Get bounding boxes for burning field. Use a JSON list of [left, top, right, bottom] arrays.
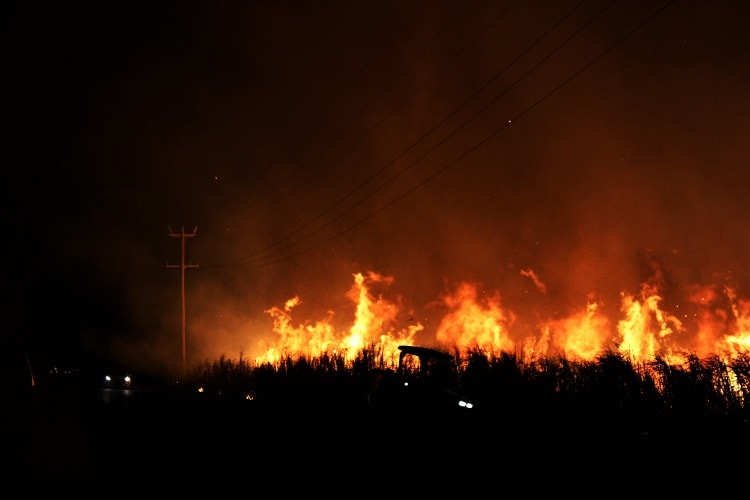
[[9, 2, 750, 495], [20, 257, 750, 498], [252, 264, 750, 371]]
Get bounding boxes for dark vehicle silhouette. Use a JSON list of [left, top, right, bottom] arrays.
[[367, 345, 475, 412]]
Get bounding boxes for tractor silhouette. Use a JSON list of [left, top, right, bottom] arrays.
[[367, 345, 474, 412]]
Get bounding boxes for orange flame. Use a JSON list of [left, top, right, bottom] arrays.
[[252, 268, 750, 373], [435, 282, 516, 355], [256, 271, 420, 365], [616, 282, 687, 365], [535, 300, 611, 362], [258, 295, 337, 364], [720, 286, 750, 356]]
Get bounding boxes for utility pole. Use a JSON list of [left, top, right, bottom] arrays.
[[167, 225, 198, 378]]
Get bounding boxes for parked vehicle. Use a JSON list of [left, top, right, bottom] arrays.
[[367, 345, 475, 412]]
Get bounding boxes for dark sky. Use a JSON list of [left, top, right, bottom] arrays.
[[4, 0, 750, 374]]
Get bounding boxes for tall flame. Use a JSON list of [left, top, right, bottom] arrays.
[[536, 300, 611, 362], [253, 268, 750, 373], [256, 271, 420, 365], [617, 282, 686, 365], [435, 282, 515, 354]]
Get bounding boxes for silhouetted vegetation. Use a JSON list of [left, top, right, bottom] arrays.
[[183, 347, 750, 431], [18, 347, 750, 497]]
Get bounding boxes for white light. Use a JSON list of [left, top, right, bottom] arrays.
[[105, 375, 112, 382], [124, 375, 131, 384]]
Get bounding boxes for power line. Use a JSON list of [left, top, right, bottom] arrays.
[[251, 0, 589, 263], [251, 0, 474, 215], [219, 0, 676, 270], [210, 0, 593, 269], [215, 0, 520, 269], [312, 0, 679, 253], [207, 1, 427, 220]]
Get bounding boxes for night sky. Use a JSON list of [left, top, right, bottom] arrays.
[[4, 0, 750, 375]]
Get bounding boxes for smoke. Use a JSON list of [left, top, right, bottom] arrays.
[[8, 1, 749, 374]]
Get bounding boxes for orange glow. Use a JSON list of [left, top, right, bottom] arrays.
[[252, 269, 750, 375], [256, 272, 420, 365], [616, 282, 687, 366], [257, 295, 337, 364], [435, 282, 516, 355], [535, 300, 611, 362], [721, 286, 750, 356]]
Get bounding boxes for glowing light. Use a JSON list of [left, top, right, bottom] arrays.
[[256, 271, 420, 366], [243, 267, 750, 402], [436, 281, 516, 356]]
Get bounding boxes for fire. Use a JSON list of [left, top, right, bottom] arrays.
[[722, 286, 750, 355], [435, 282, 516, 355], [535, 300, 611, 362], [616, 282, 687, 366], [255, 271, 420, 365], [253, 268, 750, 376], [689, 284, 729, 357], [258, 295, 337, 364]]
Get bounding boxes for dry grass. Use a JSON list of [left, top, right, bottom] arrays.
[[181, 347, 750, 428]]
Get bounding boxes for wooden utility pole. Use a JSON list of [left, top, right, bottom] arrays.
[[167, 225, 198, 377]]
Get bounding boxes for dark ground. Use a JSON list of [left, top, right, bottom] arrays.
[[6, 380, 749, 498]]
